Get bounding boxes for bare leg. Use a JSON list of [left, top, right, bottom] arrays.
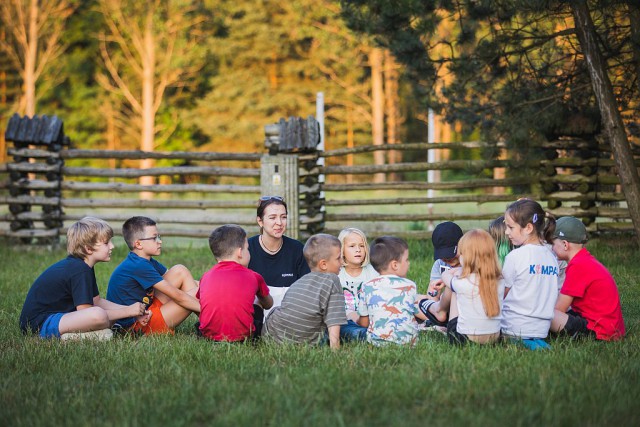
[[429, 286, 452, 323], [550, 309, 569, 333], [155, 265, 199, 328], [58, 307, 110, 334]]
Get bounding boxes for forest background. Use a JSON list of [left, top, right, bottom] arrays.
[[0, 1, 639, 223]]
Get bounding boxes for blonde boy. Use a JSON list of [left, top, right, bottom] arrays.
[[197, 224, 273, 341], [263, 234, 346, 349], [19, 217, 148, 339], [357, 236, 419, 346], [107, 216, 200, 334]]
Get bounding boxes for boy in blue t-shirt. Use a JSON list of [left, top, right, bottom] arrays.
[[19, 217, 148, 339], [107, 216, 200, 334]]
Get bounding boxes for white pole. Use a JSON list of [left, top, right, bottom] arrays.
[[427, 108, 435, 230]]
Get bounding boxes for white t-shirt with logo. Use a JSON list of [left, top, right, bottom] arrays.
[[451, 274, 505, 335], [500, 244, 559, 338]]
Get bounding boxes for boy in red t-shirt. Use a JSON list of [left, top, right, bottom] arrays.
[[197, 225, 273, 342], [550, 216, 625, 341]]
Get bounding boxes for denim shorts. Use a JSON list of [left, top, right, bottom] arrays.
[[39, 313, 65, 338]]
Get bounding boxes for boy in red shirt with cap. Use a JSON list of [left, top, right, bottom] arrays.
[[550, 216, 625, 340]]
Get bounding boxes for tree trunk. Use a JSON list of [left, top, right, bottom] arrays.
[[384, 50, 400, 181], [347, 106, 354, 184], [140, 8, 155, 195], [628, 2, 640, 94], [23, 0, 38, 117], [370, 48, 385, 183], [571, 0, 640, 243]]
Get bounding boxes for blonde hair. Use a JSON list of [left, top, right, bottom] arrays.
[[67, 217, 113, 259], [337, 227, 370, 267], [457, 229, 501, 318]]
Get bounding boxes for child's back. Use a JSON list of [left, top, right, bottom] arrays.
[[264, 271, 345, 344], [263, 234, 346, 348], [357, 236, 418, 346], [198, 224, 271, 342], [359, 274, 418, 346]]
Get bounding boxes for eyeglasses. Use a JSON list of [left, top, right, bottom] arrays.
[[259, 196, 284, 202], [139, 235, 162, 243]]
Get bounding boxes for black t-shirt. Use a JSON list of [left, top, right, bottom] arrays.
[[248, 235, 310, 287], [19, 256, 99, 333]]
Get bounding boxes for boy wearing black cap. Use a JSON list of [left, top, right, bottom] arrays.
[[415, 222, 464, 328], [550, 216, 625, 341], [429, 221, 464, 282]]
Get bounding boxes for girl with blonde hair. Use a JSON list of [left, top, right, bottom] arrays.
[[337, 227, 378, 341]]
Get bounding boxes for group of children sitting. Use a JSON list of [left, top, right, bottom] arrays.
[[19, 198, 626, 349]]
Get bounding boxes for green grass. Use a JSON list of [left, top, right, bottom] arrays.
[[1, 237, 639, 426]]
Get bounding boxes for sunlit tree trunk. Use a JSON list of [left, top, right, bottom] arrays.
[[23, 0, 38, 117], [370, 47, 385, 183], [140, 8, 155, 190], [0, 0, 72, 117], [385, 50, 399, 181]]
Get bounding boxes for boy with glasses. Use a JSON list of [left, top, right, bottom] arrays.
[[107, 216, 200, 335]]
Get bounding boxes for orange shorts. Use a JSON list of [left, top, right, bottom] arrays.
[[131, 298, 174, 335]]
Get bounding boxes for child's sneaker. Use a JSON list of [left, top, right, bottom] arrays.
[[61, 328, 113, 341]]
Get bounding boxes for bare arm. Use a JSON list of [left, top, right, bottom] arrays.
[[357, 315, 369, 328], [93, 296, 146, 321], [154, 280, 201, 313], [328, 324, 340, 349], [555, 293, 574, 312], [257, 294, 273, 310]]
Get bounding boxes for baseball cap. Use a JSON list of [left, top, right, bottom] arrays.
[[432, 222, 463, 260], [553, 216, 588, 244]]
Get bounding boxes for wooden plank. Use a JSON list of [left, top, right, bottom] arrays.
[[60, 198, 258, 209], [1, 195, 60, 205], [61, 181, 260, 194], [325, 212, 501, 222], [325, 193, 528, 206], [322, 159, 536, 175], [7, 163, 60, 173], [324, 177, 530, 191], [62, 165, 259, 178], [60, 149, 261, 161], [321, 141, 505, 157], [8, 148, 60, 158]]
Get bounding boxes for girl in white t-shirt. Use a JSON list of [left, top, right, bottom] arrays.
[[337, 228, 379, 341], [421, 229, 504, 345], [501, 199, 559, 343]]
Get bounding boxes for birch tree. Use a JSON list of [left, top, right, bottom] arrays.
[[0, 0, 74, 117], [96, 0, 207, 186]]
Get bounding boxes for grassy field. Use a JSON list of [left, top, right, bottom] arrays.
[[1, 236, 639, 426]]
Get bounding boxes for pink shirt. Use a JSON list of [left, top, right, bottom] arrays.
[[561, 248, 625, 340], [197, 261, 270, 342]]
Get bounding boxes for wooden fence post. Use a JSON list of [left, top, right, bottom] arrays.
[[4, 114, 67, 243], [263, 116, 322, 240]]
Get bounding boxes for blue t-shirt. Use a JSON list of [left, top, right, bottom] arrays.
[[107, 252, 167, 328], [19, 256, 99, 333], [247, 235, 310, 288]]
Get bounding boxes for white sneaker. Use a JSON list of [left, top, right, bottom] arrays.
[[60, 328, 113, 341]]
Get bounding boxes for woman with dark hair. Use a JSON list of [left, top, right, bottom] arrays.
[[248, 196, 310, 318]]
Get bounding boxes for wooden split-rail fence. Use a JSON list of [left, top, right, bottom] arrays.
[[0, 114, 637, 244]]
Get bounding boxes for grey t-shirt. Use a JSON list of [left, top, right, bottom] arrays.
[[264, 272, 347, 344]]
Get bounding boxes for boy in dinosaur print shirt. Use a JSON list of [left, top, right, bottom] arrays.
[[357, 236, 419, 346]]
